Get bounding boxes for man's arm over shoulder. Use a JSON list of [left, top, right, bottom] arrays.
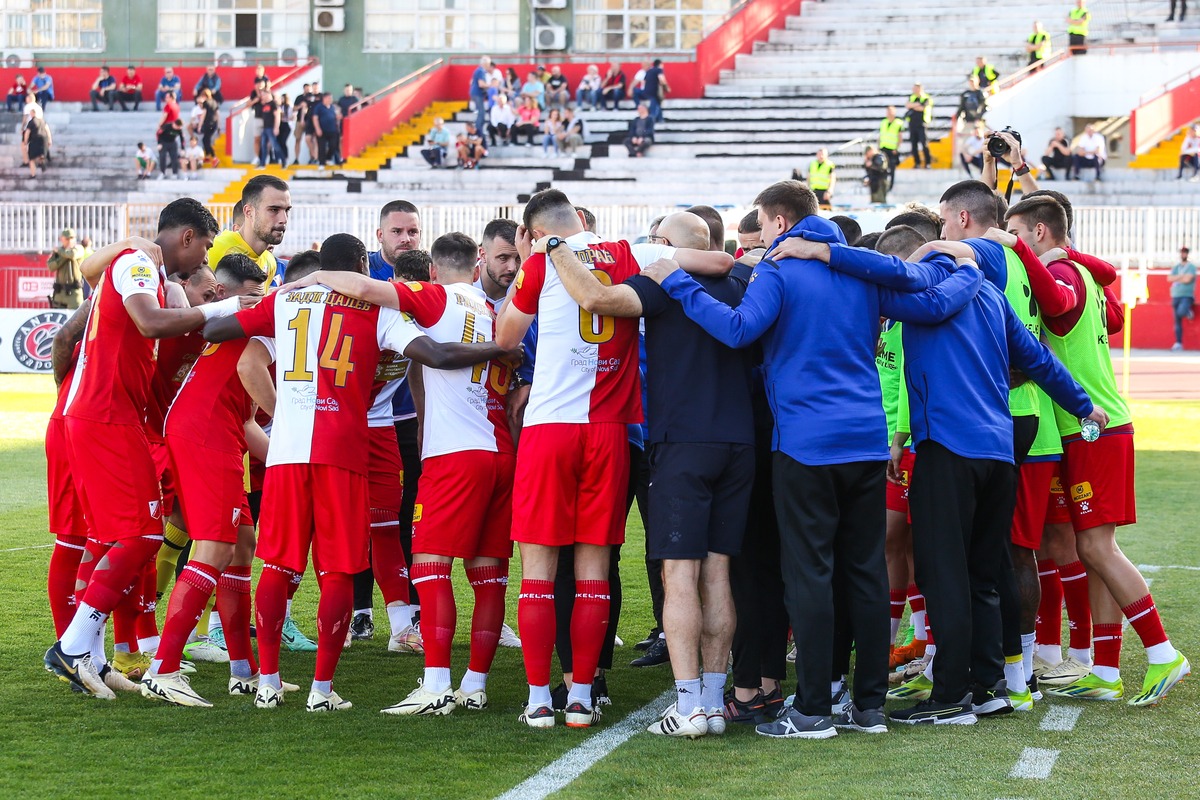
[[878, 257, 983, 324], [1004, 303, 1092, 418], [827, 243, 939, 291], [659, 261, 783, 347], [551, 243, 643, 317]]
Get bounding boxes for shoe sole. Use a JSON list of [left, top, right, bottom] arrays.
[[886, 690, 932, 701], [380, 703, 456, 716], [1043, 689, 1122, 701], [1037, 673, 1090, 686], [891, 714, 978, 725], [139, 681, 212, 708], [755, 726, 838, 739], [972, 701, 1014, 716], [833, 723, 889, 733], [520, 716, 555, 728]]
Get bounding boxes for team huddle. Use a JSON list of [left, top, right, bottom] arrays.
[[41, 173, 1188, 737]]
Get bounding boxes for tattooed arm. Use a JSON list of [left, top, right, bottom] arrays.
[[51, 299, 91, 387]]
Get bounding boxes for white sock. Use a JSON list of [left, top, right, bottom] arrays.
[[1145, 640, 1178, 665], [568, 681, 594, 710], [423, 667, 452, 693], [114, 642, 131, 654], [922, 645, 937, 680], [1092, 664, 1120, 683], [209, 610, 223, 633], [1005, 657, 1025, 694], [527, 683, 552, 708], [701, 672, 725, 710], [354, 607, 373, 618], [230, 659, 252, 678], [286, 599, 294, 618], [261, 672, 282, 690], [1021, 633, 1036, 682], [890, 617, 901, 643], [674, 678, 701, 715], [387, 603, 414, 634], [312, 679, 332, 695], [1037, 643, 1063, 665], [911, 610, 927, 640], [1069, 647, 1093, 665], [150, 658, 164, 675], [139, 635, 160, 654], [460, 669, 488, 694], [60, 602, 107, 655]]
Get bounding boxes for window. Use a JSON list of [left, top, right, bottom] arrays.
[[3, 0, 104, 51], [157, 0, 310, 51], [574, 0, 731, 51], [363, 0, 518, 53]]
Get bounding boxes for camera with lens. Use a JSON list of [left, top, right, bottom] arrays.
[[987, 127, 1022, 159]]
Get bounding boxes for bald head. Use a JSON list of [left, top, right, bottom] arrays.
[[657, 212, 711, 251]]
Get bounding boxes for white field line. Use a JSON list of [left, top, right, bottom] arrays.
[[1, 544, 52, 552], [495, 689, 674, 800], [1137, 564, 1200, 572], [1010, 747, 1060, 780], [1039, 705, 1083, 732]]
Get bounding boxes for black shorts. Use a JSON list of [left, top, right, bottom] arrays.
[[646, 442, 755, 560], [304, 121, 315, 135]]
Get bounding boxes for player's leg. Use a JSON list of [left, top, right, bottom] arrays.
[[45, 417, 88, 637], [371, 510, 416, 650], [221, 513, 275, 697], [48, 534, 86, 637], [136, 564, 160, 654], [1041, 520, 1093, 676], [517, 541, 561, 726], [885, 511, 911, 652], [1009, 459, 1055, 707]]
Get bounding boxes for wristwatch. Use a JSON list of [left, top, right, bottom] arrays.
[[1013, 163, 1031, 176], [545, 236, 566, 252]]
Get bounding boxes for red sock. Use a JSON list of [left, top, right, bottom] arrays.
[[137, 563, 159, 641], [1058, 560, 1092, 651], [255, 564, 291, 677], [82, 535, 161, 614], [1035, 559, 1063, 646], [48, 535, 86, 637], [907, 584, 925, 614], [155, 561, 220, 674], [518, 579, 556, 687], [74, 539, 108, 606], [889, 588, 906, 622], [466, 564, 507, 675], [370, 509, 409, 605], [1093, 622, 1123, 670], [570, 580, 610, 689], [112, 583, 141, 652], [412, 561, 455, 668], [217, 565, 257, 674], [1121, 595, 1169, 650], [314, 572, 353, 682]]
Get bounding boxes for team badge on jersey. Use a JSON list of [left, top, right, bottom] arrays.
[[148, 500, 162, 519], [232, 507, 242, 526]]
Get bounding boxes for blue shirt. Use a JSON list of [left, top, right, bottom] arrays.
[[363, 251, 413, 419], [368, 250, 394, 282], [97, 76, 115, 90], [31, 74, 53, 96], [195, 73, 221, 94], [158, 75, 181, 93], [470, 67, 488, 98], [660, 215, 982, 466], [313, 103, 338, 133]]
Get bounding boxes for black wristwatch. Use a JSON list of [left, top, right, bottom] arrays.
[[545, 236, 566, 252], [1013, 163, 1031, 177]]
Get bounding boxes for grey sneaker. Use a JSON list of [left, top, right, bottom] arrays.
[[755, 706, 837, 739], [831, 680, 851, 716], [832, 703, 888, 733]]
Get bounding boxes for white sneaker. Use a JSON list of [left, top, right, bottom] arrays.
[[229, 673, 300, 695], [1032, 653, 1060, 679], [388, 623, 424, 654], [102, 665, 140, 693], [380, 680, 456, 716], [518, 702, 556, 728], [1171, 342, 1184, 351], [614, 635, 624, 647], [307, 688, 352, 712], [1039, 654, 1092, 686], [140, 671, 212, 707], [254, 681, 285, 709], [183, 637, 230, 663], [647, 703, 708, 738], [706, 707, 727, 735], [77, 653, 116, 700], [455, 688, 488, 710], [565, 700, 602, 728], [498, 623, 522, 648]]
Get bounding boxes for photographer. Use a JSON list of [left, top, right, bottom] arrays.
[[863, 145, 889, 203], [981, 127, 1039, 195], [47, 227, 85, 309], [1041, 127, 1073, 181]]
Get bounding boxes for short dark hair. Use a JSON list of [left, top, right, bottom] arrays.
[[231, 204, 245, 228], [830, 215, 862, 247], [158, 197, 220, 237], [483, 218, 517, 246], [1005, 196, 1069, 242], [320, 233, 368, 274], [214, 252, 268, 288], [380, 200, 419, 225], [858, 231, 882, 250], [522, 188, 577, 233], [738, 210, 761, 234], [430, 232, 478, 274], [394, 249, 432, 282], [242, 174, 288, 212], [1021, 189, 1074, 233], [100, 66, 110, 73], [653, 59, 663, 66], [754, 180, 818, 230], [875, 225, 926, 260], [886, 211, 939, 243], [283, 250, 322, 283], [939, 180, 999, 228], [685, 205, 726, 251], [574, 206, 597, 234]]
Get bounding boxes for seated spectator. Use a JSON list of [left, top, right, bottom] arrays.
[[576, 65, 602, 110], [600, 63, 627, 110], [135, 141, 157, 179], [1178, 124, 1200, 181], [457, 123, 487, 169], [510, 96, 541, 146], [194, 66, 223, 104], [487, 77, 502, 110], [536, 64, 551, 84], [31, 67, 53, 109], [6, 73, 27, 112], [156, 67, 181, 111], [116, 66, 143, 111], [487, 93, 517, 147], [545, 66, 569, 110], [188, 98, 206, 138], [1073, 123, 1106, 180], [959, 121, 987, 177], [521, 71, 545, 109], [421, 116, 452, 167], [624, 103, 655, 157], [631, 60, 651, 106], [543, 108, 563, 157], [558, 107, 584, 155], [89, 67, 116, 111], [1041, 126, 1073, 180], [503, 67, 521, 102], [183, 136, 205, 180]]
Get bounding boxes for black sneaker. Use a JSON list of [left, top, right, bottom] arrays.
[[755, 706, 837, 739], [832, 703, 888, 733], [630, 636, 669, 667], [890, 694, 978, 725], [634, 628, 662, 651], [762, 686, 786, 720], [971, 681, 1014, 717], [593, 670, 611, 707], [550, 682, 569, 712], [350, 612, 374, 641], [722, 688, 765, 724]]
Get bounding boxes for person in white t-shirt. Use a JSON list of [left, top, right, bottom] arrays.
[[1072, 123, 1106, 180], [188, 102, 206, 138], [135, 141, 157, 179], [182, 136, 206, 180]]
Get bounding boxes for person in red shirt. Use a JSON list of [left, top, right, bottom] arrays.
[[5, 73, 26, 112], [117, 66, 143, 111], [158, 90, 181, 133]]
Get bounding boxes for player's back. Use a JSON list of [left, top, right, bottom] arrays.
[[164, 338, 254, 454], [145, 331, 206, 440]]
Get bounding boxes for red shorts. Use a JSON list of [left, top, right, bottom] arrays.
[[149, 436, 176, 516], [1045, 464, 1071, 525], [1060, 426, 1136, 530], [367, 425, 404, 512], [46, 417, 89, 538], [512, 422, 630, 547], [413, 450, 514, 560], [886, 448, 915, 514], [65, 418, 163, 542], [257, 463, 369, 574], [1012, 460, 1056, 550], [167, 436, 251, 544], [249, 455, 266, 494]]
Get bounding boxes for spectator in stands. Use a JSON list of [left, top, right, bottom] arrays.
[[256, 89, 282, 168], [536, 65, 551, 84], [277, 93, 293, 165], [644, 59, 668, 122], [313, 92, 342, 169], [294, 85, 312, 165], [542, 108, 563, 157], [304, 81, 323, 165], [624, 102, 655, 157], [183, 135, 205, 180], [576, 65, 602, 110], [521, 71, 546, 109], [337, 83, 357, 119], [487, 77, 502, 110], [421, 116, 452, 167], [156, 68, 181, 111], [631, 60, 651, 107], [1068, 0, 1091, 54], [157, 118, 183, 179], [47, 229, 85, 309], [194, 65, 224, 104], [971, 56, 999, 92], [1026, 21, 1051, 68], [559, 107, 585, 154], [89, 67, 116, 111], [1042, 126, 1073, 180], [806, 148, 836, 206], [6, 73, 27, 112], [456, 123, 487, 169], [116, 66, 143, 111], [20, 93, 42, 166], [488, 93, 517, 147], [135, 142, 156, 180], [959, 120, 987, 177], [601, 63, 627, 110], [1073, 123, 1105, 180], [23, 108, 49, 178], [1177, 124, 1200, 180], [31, 67, 53, 109], [545, 66, 570, 110], [249, 64, 271, 100], [1169, 247, 1195, 349], [157, 90, 180, 135], [197, 88, 221, 166], [1167, 0, 1186, 21], [878, 105, 903, 188], [863, 145, 888, 203], [470, 56, 493, 132], [955, 74, 987, 132], [503, 67, 521, 102], [905, 82, 933, 168], [511, 96, 541, 146], [187, 98, 205, 138]]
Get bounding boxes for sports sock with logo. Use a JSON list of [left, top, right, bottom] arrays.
[[194, 594, 216, 638], [889, 589, 906, 643], [47, 534, 86, 637], [155, 519, 189, 597], [466, 564, 507, 678], [1121, 595, 1177, 664], [1004, 654, 1025, 694], [412, 561, 455, 692], [518, 579, 556, 693], [1021, 632, 1036, 683], [370, 509, 409, 606], [568, 580, 610, 711], [908, 585, 927, 642], [61, 535, 160, 654], [255, 563, 291, 678], [137, 563, 160, 648], [152, 561, 220, 674], [111, 584, 141, 654], [1091, 622, 1122, 682], [216, 565, 256, 678], [1057, 560, 1092, 660], [675, 678, 702, 716], [314, 572, 353, 684], [701, 672, 726, 711], [1035, 559, 1063, 664]]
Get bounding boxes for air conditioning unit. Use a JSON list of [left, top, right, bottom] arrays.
[[279, 44, 309, 65], [533, 0, 568, 8], [314, 8, 345, 31], [534, 24, 567, 50], [314, 0, 344, 5], [3, 50, 35, 69], [214, 49, 246, 67]]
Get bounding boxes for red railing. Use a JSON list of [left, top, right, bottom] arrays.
[[0, 62, 310, 104], [223, 58, 322, 157], [1132, 60, 1200, 155], [341, 59, 452, 160], [695, 0, 804, 88]]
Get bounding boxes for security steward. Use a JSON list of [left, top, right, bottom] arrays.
[[47, 227, 85, 309], [905, 84, 933, 169], [807, 148, 836, 207], [878, 106, 904, 190], [1068, 0, 1090, 54]]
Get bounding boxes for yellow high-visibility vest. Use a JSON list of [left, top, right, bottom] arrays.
[[879, 118, 903, 150], [809, 159, 834, 190], [909, 93, 932, 124], [1068, 7, 1090, 36], [1028, 31, 1051, 60]]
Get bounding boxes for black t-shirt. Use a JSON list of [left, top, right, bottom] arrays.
[[337, 95, 357, 117], [958, 89, 986, 122], [548, 75, 568, 91], [644, 67, 663, 95], [624, 271, 755, 446], [304, 93, 321, 121], [256, 100, 277, 123], [202, 97, 220, 128]]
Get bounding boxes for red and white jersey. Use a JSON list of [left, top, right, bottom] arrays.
[[51, 343, 81, 422], [65, 249, 164, 426], [144, 330, 206, 441], [235, 285, 423, 475], [164, 338, 254, 456], [509, 233, 642, 427], [368, 351, 411, 429], [391, 280, 515, 457]]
